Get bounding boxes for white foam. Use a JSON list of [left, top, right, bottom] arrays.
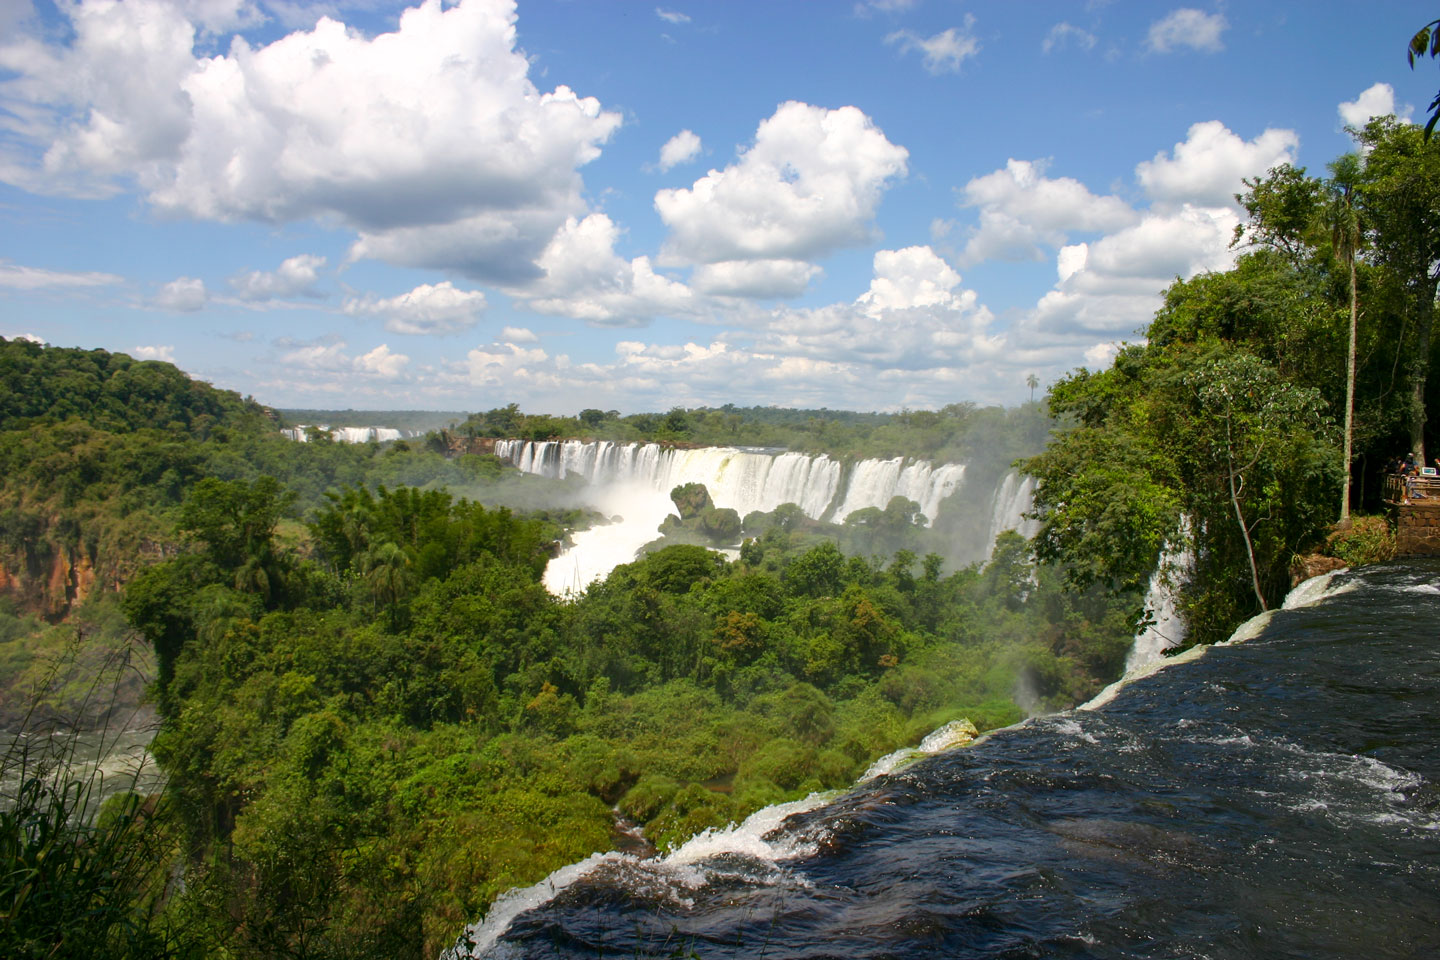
[[1217, 610, 1277, 645], [451, 788, 838, 957], [662, 790, 835, 865], [451, 851, 641, 957], [1048, 718, 1099, 745], [1080, 643, 1208, 711], [860, 719, 978, 781], [1282, 569, 1354, 609], [1084, 601, 1283, 712]]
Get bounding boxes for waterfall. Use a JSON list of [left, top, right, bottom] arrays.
[[986, 471, 1039, 549], [495, 441, 960, 526], [1124, 523, 1194, 673], [493, 440, 979, 594], [832, 457, 905, 520], [282, 425, 407, 443]]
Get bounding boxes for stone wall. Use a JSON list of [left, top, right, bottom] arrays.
[[1391, 501, 1440, 556]]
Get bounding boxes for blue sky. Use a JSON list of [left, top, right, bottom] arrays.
[[0, 0, 1430, 413]]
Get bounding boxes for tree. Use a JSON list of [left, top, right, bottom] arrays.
[[1028, 281, 1341, 642], [179, 475, 294, 572], [1327, 152, 1364, 524], [362, 541, 414, 616], [1182, 354, 1331, 610], [1355, 117, 1440, 463], [1233, 163, 1325, 260], [1026, 373, 1039, 403], [1409, 18, 1440, 139]]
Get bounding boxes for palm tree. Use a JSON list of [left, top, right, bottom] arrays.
[[1327, 153, 1363, 526], [1026, 373, 1039, 403], [233, 552, 275, 606], [362, 542, 413, 621]]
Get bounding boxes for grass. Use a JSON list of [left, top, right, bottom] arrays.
[[0, 632, 185, 960]]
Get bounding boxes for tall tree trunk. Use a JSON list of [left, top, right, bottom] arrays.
[[1225, 419, 1268, 612], [1341, 252, 1357, 525], [1410, 281, 1434, 465]]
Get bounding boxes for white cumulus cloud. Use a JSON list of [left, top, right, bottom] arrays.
[[229, 254, 325, 301], [353, 343, 410, 378], [0, 0, 621, 283], [658, 129, 702, 171], [343, 281, 488, 335], [498, 325, 538, 343], [958, 158, 1137, 263], [431, 244, 1019, 412], [278, 337, 409, 380], [1136, 121, 1298, 209], [1339, 82, 1413, 129], [1146, 8, 1227, 53], [520, 213, 694, 326], [154, 277, 207, 312], [654, 101, 908, 267], [132, 344, 176, 362], [1028, 204, 1240, 339], [857, 246, 966, 316], [690, 259, 821, 299]]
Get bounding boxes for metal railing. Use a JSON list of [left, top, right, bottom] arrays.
[[1385, 473, 1440, 503]]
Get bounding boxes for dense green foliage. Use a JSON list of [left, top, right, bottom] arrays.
[[2, 336, 1124, 958], [1028, 119, 1438, 644], [122, 476, 1132, 958], [0, 338, 588, 622], [0, 338, 271, 436]]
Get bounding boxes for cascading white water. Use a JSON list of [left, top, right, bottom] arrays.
[[282, 425, 405, 443], [1125, 522, 1195, 673], [986, 471, 1039, 549], [494, 440, 974, 594], [833, 457, 905, 520], [497, 441, 961, 524]]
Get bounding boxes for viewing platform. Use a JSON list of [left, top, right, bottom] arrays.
[[1384, 475, 1440, 556]]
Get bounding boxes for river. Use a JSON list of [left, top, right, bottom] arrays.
[[454, 559, 1440, 959]]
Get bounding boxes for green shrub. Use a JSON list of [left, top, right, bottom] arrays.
[[619, 774, 681, 823], [1325, 515, 1395, 566]]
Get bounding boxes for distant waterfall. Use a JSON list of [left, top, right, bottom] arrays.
[[283, 425, 406, 443], [986, 471, 1039, 549], [493, 440, 982, 594], [1125, 520, 1194, 673], [494, 440, 965, 526]]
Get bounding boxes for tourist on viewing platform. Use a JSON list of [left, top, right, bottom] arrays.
[[1403, 459, 1425, 502]]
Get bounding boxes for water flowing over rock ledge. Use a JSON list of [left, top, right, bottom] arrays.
[[453, 561, 1438, 960]]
